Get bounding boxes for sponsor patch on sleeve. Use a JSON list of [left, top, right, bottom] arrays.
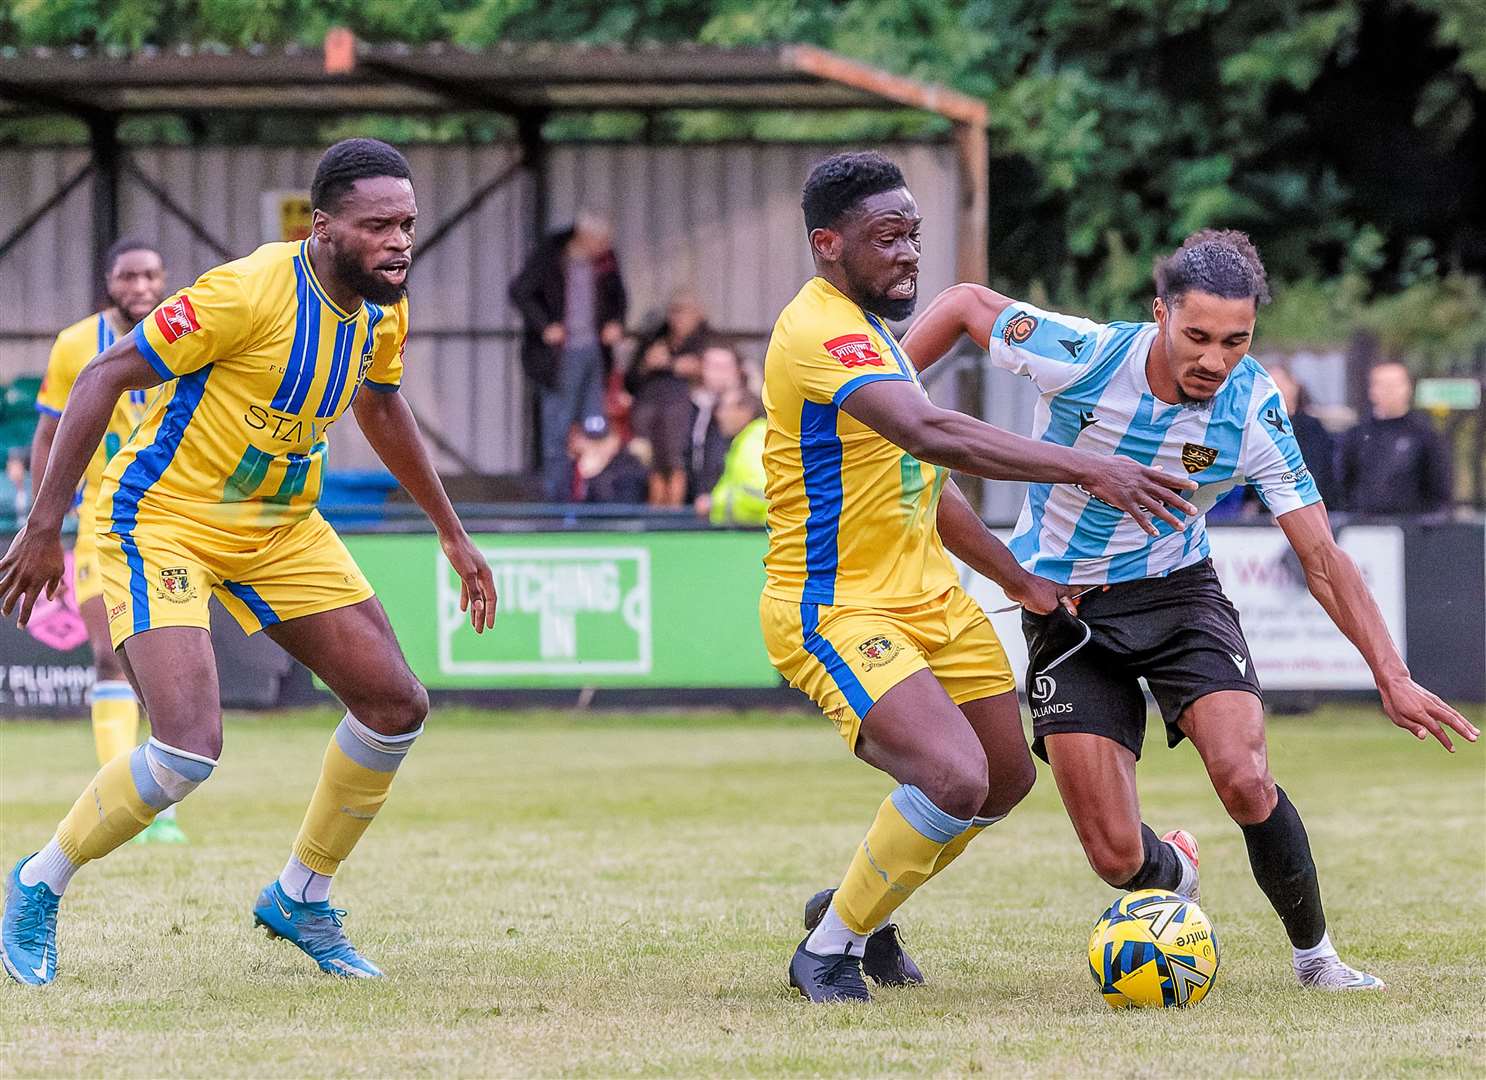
[[823, 333, 883, 369], [1002, 312, 1038, 345], [154, 295, 201, 344]]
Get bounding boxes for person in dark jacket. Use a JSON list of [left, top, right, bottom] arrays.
[[1268, 365, 1338, 506], [625, 291, 710, 506], [1338, 361, 1454, 517], [509, 213, 628, 499]]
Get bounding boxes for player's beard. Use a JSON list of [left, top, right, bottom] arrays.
[[109, 289, 158, 328], [843, 263, 916, 322], [333, 245, 409, 305]]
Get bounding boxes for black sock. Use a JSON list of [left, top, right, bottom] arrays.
[[1240, 786, 1326, 949], [1115, 823, 1182, 892]]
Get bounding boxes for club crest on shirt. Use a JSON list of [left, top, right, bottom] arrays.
[[857, 636, 900, 669], [823, 333, 883, 369], [1002, 313, 1038, 345], [1181, 442, 1219, 473], [155, 566, 198, 604], [154, 295, 200, 344]]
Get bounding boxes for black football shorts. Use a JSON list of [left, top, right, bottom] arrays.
[[1021, 559, 1262, 761]]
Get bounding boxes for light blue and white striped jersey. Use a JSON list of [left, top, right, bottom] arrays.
[[988, 302, 1321, 585]]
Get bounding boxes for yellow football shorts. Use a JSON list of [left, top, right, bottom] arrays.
[[71, 511, 105, 606], [760, 584, 1016, 750], [98, 509, 375, 648]]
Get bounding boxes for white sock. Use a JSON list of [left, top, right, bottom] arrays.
[[18, 839, 78, 895], [157, 803, 178, 822], [1293, 931, 1336, 965], [278, 855, 332, 904], [805, 901, 869, 956], [1166, 840, 1197, 898]]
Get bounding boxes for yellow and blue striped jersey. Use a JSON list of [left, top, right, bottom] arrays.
[[99, 241, 406, 535], [35, 311, 152, 533], [762, 277, 956, 608]]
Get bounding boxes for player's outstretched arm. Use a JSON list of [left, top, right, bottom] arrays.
[[936, 479, 1074, 614], [900, 283, 1015, 372], [1277, 501, 1479, 751], [0, 342, 159, 625], [352, 389, 497, 633], [841, 380, 1197, 536]]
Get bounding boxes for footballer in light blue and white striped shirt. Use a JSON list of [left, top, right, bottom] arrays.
[[903, 228, 1477, 996]]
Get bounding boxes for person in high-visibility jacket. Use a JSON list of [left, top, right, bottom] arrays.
[[706, 388, 767, 527]]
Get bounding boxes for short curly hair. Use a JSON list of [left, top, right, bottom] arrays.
[[801, 151, 906, 233], [1154, 229, 1271, 306], [311, 138, 412, 213]]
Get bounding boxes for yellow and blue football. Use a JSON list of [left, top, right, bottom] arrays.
[[1088, 889, 1220, 1008]]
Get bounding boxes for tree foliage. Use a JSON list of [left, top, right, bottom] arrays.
[[4, 0, 1482, 334]]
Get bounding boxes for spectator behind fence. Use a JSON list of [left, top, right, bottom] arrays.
[[703, 389, 766, 527], [573, 429, 650, 505], [509, 211, 628, 500], [689, 342, 747, 508], [1337, 361, 1454, 517], [1267, 363, 1338, 506], [626, 292, 710, 506]]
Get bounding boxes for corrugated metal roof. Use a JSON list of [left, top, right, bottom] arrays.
[[0, 40, 987, 125]]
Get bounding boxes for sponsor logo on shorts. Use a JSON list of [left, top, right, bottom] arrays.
[[1031, 703, 1074, 718], [154, 295, 200, 344], [857, 636, 900, 670], [1031, 674, 1056, 702], [108, 601, 127, 622], [1002, 312, 1038, 345], [155, 566, 197, 604], [823, 333, 884, 369], [1181, 442, 1219, 473]]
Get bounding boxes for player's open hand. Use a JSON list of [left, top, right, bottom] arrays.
[[441, 529, 497, 633], [1379, 675, 1479, 752], [1081, 456, 1198, 536], [0, 522, 66, 628]]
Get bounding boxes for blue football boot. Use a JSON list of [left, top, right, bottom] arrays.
[[805, 887, 924, 987], [252, 881, 383, 978], [3, 856, 61, 986]]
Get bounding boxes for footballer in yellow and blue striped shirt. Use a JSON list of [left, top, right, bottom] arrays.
[[31, 241, 167, 810], [767, 151, 1198, 1003], [0, 139, 497, 987]]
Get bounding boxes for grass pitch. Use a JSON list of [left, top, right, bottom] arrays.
[[1, 703, 1482, 1078]]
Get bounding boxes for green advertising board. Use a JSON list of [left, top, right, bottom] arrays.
[[343, 530, 779, 689]]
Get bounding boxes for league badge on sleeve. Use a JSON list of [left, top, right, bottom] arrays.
[[824, 334, 884, 368], [154, 295, 201, 343], [1002, 312, 1038, 345]]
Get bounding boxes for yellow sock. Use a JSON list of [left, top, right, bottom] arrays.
[[291, 714, 420, 877], [34, 741, 214, 891], [56, 750, 157, 865], [833, 786, 972, 935], [91, 680, 140, 765]]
